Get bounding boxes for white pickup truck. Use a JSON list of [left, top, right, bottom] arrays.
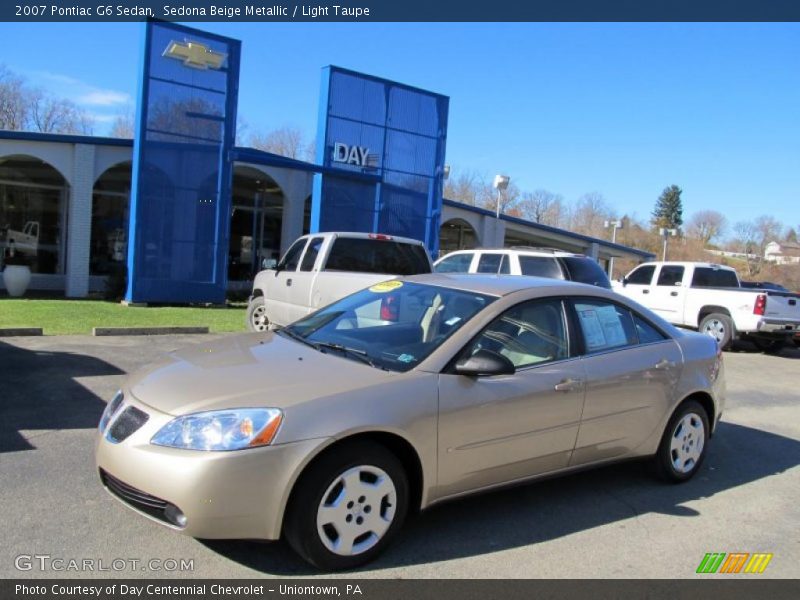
[[613, 261, 800, 351], [246, 232, 433, 331]]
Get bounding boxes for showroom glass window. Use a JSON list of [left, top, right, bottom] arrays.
[[91, 163, 131, 276], [0, 156, 67, 274]]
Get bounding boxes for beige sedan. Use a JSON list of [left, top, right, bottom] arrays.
[[96, 274, 725, 570]]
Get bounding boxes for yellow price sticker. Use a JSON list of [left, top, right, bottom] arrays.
[[369, 280, 404, 293]]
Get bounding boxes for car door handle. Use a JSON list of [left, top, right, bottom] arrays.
[[670, 291, 678, 296], [642, 289, 650, 294], [654, 358, 675, 370], [286, 278, 292, 287], [554, 378, 583, 392]]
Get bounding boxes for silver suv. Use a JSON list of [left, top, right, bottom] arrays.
[[434, 247, 611, 288]]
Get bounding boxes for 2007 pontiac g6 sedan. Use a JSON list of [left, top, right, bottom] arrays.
[[96, 274, 725, 570]]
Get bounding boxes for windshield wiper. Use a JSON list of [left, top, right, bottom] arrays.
[[277, 328, 319, 350], [313, 342, 389, 371]]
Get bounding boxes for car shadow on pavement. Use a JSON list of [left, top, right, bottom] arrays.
[[0, 340, 124, 453], [202, 420, 800, 574]]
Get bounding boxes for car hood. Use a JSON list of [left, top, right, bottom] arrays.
[[127, 332, 396, 416]]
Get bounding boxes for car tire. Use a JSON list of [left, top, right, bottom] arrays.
[[246, 296, 269, 332], [284, 441, 408, 571], [751, 337, 785, 355], [654, 400, 710, 483], [699, 312, 734, 350]]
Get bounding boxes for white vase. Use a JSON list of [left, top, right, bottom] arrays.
[[3, 265, 31, 297]]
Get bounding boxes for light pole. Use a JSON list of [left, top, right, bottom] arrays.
[[659, 227, 678, 261], [604, 219, 623, 278], [492, 174, 510, 219]]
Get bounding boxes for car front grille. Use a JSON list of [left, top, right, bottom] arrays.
[[106, 406, 149, 443], [100, 469, 171, 524]]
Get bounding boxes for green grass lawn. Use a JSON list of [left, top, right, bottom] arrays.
[[0, 299, 247, 335]]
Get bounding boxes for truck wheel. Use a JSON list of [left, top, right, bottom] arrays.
[[751, 338, 785, 355], [699, 313, 734, 350], [246, 296, 269, 332]]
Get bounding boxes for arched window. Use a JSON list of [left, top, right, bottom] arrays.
[[439, 218, 478, 257], [0, 155, 68, 274], [91, 162, 131, 276]]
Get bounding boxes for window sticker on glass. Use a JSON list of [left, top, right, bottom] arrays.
[[577, 304, 628, 351], [577, 309, 606, 349], [369, 280, 403, 293], [595, 305, 628, 347]]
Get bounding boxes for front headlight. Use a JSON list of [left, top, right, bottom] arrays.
[[150, 408, 283, 451]]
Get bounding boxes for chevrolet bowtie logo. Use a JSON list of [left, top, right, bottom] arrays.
[[163, 40, 226, 70]]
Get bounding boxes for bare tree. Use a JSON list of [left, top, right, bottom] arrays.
[[443, 169, 483, 206], [686, 210, 727, 246], [28, 89, 93, 135], [754, 214, 783, 254], [109, 108, 134, 138], [0, 64, 28, 130], [518, 189, 565, 226], [249, 126, 306, 159], [572, 192, 614, 237]]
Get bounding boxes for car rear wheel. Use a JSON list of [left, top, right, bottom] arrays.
[[284, 441, 408, 571], [655, 400, 710, 483], [699, 313, 734, 350], [246, 296, 269, 332]]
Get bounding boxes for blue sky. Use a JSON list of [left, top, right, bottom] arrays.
[[1, 22, 798, 229]]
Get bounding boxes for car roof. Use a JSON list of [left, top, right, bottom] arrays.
[[401, 273, 604, 297], [302, 232, 425, 246], [436, 247, 580, 259]]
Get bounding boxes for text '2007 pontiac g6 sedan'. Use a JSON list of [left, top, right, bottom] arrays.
[[96, 274, 725, 570]]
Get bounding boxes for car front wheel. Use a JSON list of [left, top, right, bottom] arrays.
[[655, 400, 710, 483], [246, 296, 269, 332], [284, 441, 408, 571]]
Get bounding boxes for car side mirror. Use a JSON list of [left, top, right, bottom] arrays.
[[455, 349, 515, 377], [273, 262, 283, 275], [620, 277, 628, 287]]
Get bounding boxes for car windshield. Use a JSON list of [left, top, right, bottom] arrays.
[[280, 281, 496, 372]]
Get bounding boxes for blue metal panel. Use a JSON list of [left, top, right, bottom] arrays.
[[311, 66, 449, 256], [125, 22, 240, 304]]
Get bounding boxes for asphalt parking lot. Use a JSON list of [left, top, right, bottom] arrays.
[[1, 334, 798, 579]]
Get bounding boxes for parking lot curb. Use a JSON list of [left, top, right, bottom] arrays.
[[0, 328, 43, 336], [92, 326, 210, 336]]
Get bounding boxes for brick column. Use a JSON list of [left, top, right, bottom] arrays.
[[65, 143, 95, 298]]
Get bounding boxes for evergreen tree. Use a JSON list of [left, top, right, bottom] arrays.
[[652, 185, 684, 230]]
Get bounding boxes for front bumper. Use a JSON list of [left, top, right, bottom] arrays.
[[95, 394, 329, 540]]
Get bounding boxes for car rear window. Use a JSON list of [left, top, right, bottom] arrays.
[[691, 267, 739, 288], [560, 257, 611, 288], [518, 256, 564, 279], [324, 238, 431, 276]]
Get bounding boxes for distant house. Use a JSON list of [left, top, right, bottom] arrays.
[[765, 241, 800, 264]]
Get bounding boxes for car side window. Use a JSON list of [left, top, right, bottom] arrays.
[[464, 298, 569, 368], [573, 299, 638, 353], [657, 266, 684, 286], [299, 237, 324, 272], [476, 253, 504, 274], [633, 314, 668, 344], [626, 265, 655, 285], [435, 253, 473, 273], [278, 239, 307, 272], [499, 254, 511, 274]]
